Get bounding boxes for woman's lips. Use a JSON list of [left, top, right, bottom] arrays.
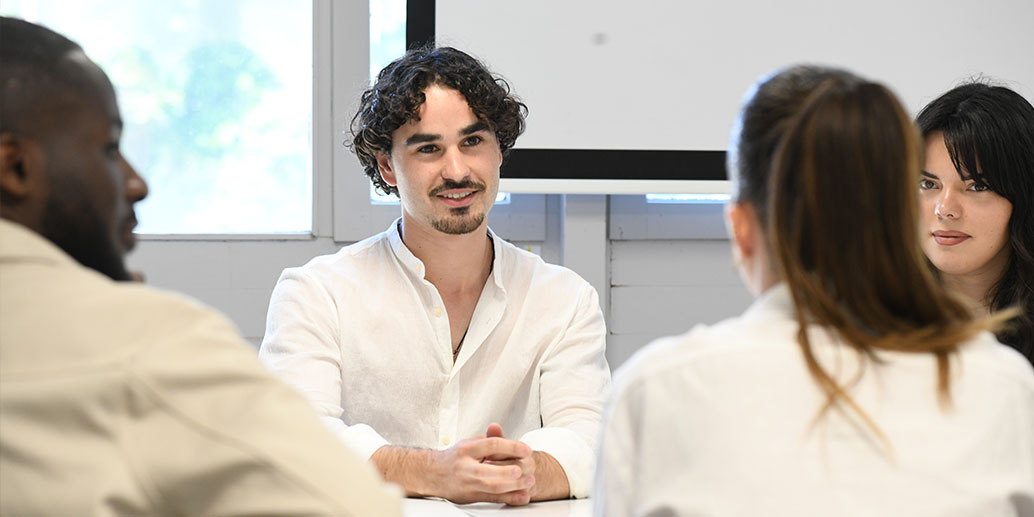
[[932, 230, 970, 246]]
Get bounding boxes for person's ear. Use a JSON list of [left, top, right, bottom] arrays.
[[0, 132, 39, 200], [376, 152, 397, 187], [726, 202, 759, 262]]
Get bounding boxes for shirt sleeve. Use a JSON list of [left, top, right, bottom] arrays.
[[258, 266, 391, 461], [127, 299, 402, 516], [519, 282, 611, 499], [592, 367, 643, 517]]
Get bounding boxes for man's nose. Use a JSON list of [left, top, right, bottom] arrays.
[[440, 148, 469, 181], [123, 157, 148, 203]]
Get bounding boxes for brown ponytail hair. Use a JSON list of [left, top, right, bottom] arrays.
[[728, 66, 1004, 444]]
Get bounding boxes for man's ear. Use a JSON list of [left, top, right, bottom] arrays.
[[726, 202, 759, 262], [0, 132, 40, 200], [376, 153, 397, 187]]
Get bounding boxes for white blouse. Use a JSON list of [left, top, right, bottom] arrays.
[[595, 284, 1034, 517]]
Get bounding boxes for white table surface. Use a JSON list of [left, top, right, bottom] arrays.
[[403, 497, 592, 516]]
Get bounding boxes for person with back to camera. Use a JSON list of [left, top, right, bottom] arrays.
[[592, 65, 1034, 516], [916, 82, 1034, 366], [0, 16, 401, 516], [259, 45, 611, 505]]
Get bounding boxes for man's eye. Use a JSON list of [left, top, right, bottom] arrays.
[[464, 135, 483, 146], [919, 178, 937, 190], [417, 145, 438, 154]]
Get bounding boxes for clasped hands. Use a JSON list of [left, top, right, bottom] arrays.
[[372, 422, 568, 505], [427, 423, 540, 505]]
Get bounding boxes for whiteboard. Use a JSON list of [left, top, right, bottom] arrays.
[[434, 0, 1034, 193]]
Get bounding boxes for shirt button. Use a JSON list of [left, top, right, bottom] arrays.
[[434, 307, 444, 317], [441, 437, 451, 446]]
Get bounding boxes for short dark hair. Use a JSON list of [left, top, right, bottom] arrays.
[[348, 46, 528, 196], [917, 82, 1034, 363], [0, 16, 83, 135]]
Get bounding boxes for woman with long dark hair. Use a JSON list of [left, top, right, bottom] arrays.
[[593, 66, 1034, 516], [916, 83, 1034, 365]]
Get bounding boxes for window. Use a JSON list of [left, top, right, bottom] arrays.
[[370, 0, 406, 82], [3, 0, 314, 234]]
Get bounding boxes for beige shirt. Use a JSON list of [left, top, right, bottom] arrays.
[[260, 221, 611, 499], [0, 220, 401, 516], [595, 284, 1034, 517]]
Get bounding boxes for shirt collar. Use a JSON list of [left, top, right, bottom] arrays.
[[385, 218, 505, 292], [385, 219, 425, 277], [741, 282, 795, 322], [486, 226, 505, 292], [0, 218, 79, 269]]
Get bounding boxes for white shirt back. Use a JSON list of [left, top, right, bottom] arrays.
[[595, 284, 1034, 517]]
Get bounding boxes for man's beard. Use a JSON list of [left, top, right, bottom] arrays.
[[428, 179, 488, 235], [432, 207, 485, 235], [40, 194, 131, 282]]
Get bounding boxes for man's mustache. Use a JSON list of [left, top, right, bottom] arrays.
[[429, 179, 485, 197]]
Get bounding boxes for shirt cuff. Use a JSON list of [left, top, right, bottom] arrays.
[[519, 426, 595, 499], [321, 418, 390, 462]]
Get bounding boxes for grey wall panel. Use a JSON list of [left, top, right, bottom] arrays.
[[611, 240, 739, 287]]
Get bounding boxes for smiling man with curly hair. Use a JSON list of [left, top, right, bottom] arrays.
[[260, 46, 611, 505]]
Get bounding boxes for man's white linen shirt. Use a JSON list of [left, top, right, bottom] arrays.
[[260, 221, 611, 499], [594, 284, 1034, 517]]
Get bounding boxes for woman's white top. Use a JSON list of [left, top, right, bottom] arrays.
[[594, 284, 1034, 517]]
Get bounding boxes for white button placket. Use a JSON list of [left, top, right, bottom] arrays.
[[438, 381, 461, 449], [425, 282, 458, 449], [421, 275, 451, 363]]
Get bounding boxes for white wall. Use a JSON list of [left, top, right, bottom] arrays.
[[608, 239, 751, 367]]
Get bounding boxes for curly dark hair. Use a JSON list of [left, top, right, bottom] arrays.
[[348, 45, 528, 196], [917, 82, 1034, 366]]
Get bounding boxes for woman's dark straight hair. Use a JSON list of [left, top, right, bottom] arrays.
[[916, 83, 1034, 365]]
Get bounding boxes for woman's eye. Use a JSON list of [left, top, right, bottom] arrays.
[[919, 178, 937, 190], [968, 182, 990, 192], [105, 142, 121, 158]]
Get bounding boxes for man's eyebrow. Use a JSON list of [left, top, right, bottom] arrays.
[[404, 132, 440, 146], [460, 121, 489, 136]]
